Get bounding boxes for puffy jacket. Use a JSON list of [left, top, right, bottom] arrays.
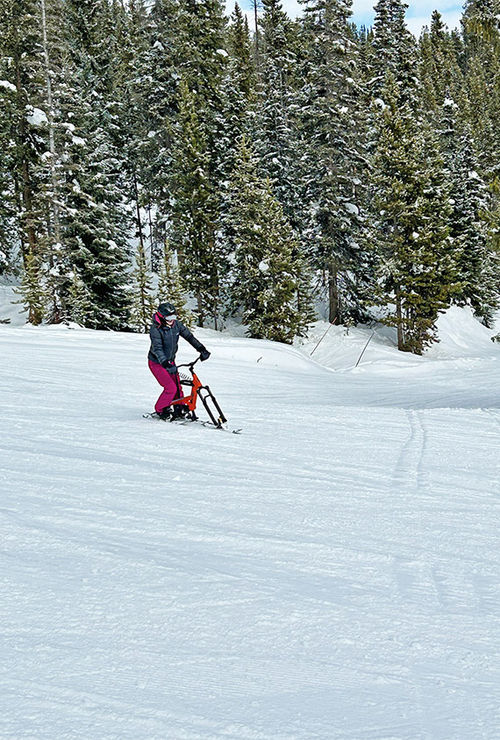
[[148, 315, 206, 365]]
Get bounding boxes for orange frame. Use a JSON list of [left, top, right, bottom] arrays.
[[171, 370, 202, 413]]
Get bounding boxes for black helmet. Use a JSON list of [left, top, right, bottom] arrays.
[[157, 302, 176, 319]]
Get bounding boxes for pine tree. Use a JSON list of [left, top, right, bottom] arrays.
[[0, 78, 17, 273], [462, 0, 500, 181], [130, 241, 156, 333], [130, 0, 182, 260], [157, 240, 194, 326], [449, 130, 499, 323], [371, 0, 419, 105], [218, 4, 256, 222], [16, 248, 46, 325], [254, 0, 300, 223], [369, 74, 457, 353], [170, 81, 222, 327], [299, 0, 372, 323], [176, 0, 229, 218], [59, 103, 132, 330], [53, 0, 133, 329], [0, 0, 46, 275], [68, 267, 95, 327], [463, 0, 500, 50], [228, 137, 312, 343], [419, 11, 464, 115]]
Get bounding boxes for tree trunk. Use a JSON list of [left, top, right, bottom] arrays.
[[40, 0, 61, 246], [196, 293, 204, 327], [134, 174, 147, 255], [328, 261, 340, 324], [253, 0, 260, 70], [15, 57, 37, 260], [396, 287, 405, 351]]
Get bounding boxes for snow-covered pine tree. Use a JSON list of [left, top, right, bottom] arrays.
[[298, 0, 372, 324], [254, 0, 301, 227], [419, 11, 464, 115], [16, 248, 46, 325], [371, 0, 419, 105], [449, 129, 499, 324], [461, 1, 500, 316], [34, 0, 74, 324], [68, 267, 95, 327], [228, 4, 256, 103], [369, 73, 457, 353], [56, 0, 132, 330], [59, 98, 132, 330], [170, 80, 222, 328], [463, 0, 500, 50], [462, 0, 500, 183], [228, 137, 313, 343], [176, 0, 229, 215], [218, 4, 256, 215], [157, 240, 194, 327], [130, 241, 156, 333], [0, 0, 46, 300], [0, 77, 17, 273], [130, 0, 182, 261]]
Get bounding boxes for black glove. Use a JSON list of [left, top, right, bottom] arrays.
[[161, 359, 177, 374], [199, 348, 210, 361]]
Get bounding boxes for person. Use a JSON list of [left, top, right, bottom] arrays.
[[148, 302, 210, 419]]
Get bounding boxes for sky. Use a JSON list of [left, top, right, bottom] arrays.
[[350, 0, 463, 35], [230, 1, 464, 37]]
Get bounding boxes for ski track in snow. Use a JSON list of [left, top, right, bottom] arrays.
[[0, 322, 499, 740]]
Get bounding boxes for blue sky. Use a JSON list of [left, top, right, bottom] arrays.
[[229, 1, 464, 36], [351, 0, 463, 34]]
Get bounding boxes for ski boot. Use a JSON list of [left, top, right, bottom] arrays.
[[158, 406, 173, 420], [171, 403, 189, 420]]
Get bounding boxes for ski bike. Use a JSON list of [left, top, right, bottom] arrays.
[[146, 356, 241, 434]]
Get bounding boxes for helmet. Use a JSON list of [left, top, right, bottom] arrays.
[[157, 302, 177, 319]]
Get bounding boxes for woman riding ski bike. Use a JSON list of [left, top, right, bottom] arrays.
[[148, 302, 210, 419]]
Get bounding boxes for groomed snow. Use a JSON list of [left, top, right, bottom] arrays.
[[1, 300, 499, 739]]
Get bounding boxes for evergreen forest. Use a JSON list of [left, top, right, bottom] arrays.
[[0, 0, 498, 353]]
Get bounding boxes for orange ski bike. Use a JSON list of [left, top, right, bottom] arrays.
[[170, 357, 241, 434]]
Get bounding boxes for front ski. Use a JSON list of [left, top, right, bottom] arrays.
[[143, 412, 242, 434]]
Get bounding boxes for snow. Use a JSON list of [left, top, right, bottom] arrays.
[[344, 202, 359, 215], [0, 79, 16, 92], [0, 284, 26, 326], [1, 302, 499, 739], [27, 107, 48, 126]]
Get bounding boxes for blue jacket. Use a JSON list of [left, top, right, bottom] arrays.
[[148, 316, 205, 366]]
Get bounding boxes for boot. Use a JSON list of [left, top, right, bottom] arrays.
[[171, 403, 188, 419]]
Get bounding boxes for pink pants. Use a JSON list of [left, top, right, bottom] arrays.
[[148, 360, 184, 413]]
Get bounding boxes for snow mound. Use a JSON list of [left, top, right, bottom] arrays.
[[431, 305, 498, 359], [0, 284, 26, 326], [297, 306, 499, 373]]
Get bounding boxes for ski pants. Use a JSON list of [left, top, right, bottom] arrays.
[[148, 360, 184, 413]]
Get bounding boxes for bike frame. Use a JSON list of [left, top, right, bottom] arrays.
[[172, 357, 227, 428]]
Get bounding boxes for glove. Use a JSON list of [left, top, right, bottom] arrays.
[[199, 348, 210, 361], [161, 359, 177, 374]]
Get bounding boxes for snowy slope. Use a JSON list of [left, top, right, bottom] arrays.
[[1, 311, 499, 740]]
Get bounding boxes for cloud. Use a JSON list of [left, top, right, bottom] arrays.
[[406, 9, 463, 35], [226, 0, 464, 36], [351, 1, 464, 32]]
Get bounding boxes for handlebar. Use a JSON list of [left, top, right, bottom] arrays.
[[176, 356, 202, 370]]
